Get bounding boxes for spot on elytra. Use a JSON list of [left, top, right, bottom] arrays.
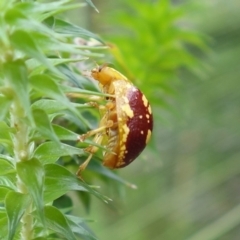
[[146, 129, 152, 144], [142, 95, 148, 107]]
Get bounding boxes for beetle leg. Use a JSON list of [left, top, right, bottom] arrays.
[[76, 153, 93, 177], [76, 100, 118, 176], [78, 119, 113, 142], [76, 133, 104, 176], [85, 100, 115, 111], [76, 117, 114, 176], [67, 92, 104, 101], [85, 101, 100, 108]]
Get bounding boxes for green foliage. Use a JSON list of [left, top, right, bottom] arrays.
[[103, 0, 208, 107], [0, 0, 127, 239], [5, 191, 31, 240]]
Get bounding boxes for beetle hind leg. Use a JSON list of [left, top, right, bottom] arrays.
[[76, 133, 104, 177], [76, 153, 93, 176], [76, 119, 114, 177]]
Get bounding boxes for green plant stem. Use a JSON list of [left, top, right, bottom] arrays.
[[11, 101, 28, 162], [17, 176, 34, 240], [10, 100, 33, 240]]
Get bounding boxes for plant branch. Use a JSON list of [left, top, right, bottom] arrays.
[[10, 100, 33, 240]]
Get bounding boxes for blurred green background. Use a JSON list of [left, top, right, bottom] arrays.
[[70, 0, 240, 239]]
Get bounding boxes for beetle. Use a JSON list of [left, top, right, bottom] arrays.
[[76, 65, 153, 176]]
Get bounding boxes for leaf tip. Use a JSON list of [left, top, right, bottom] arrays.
[[128, 183, 138, 189]]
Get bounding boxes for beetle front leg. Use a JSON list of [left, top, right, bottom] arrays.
[[67, 92, 104, 101]]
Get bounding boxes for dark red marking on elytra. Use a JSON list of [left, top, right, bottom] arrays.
[[116, 87, 153, 168]]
